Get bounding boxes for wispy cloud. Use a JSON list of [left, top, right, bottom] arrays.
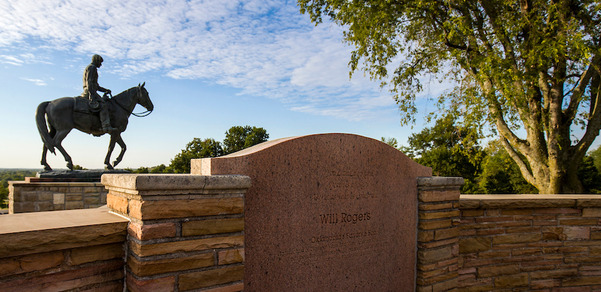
[[21, 77, 47, 86], [0, 0, 396, 121]]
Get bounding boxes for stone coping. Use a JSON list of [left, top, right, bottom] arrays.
[[0, 206, 128, 258], [418, 176, 464, 188], [101, 174, 251, 192], [460, 194, 601, 209], [9, 180, 105, 186]]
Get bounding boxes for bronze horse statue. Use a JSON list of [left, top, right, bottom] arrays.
[[36, 83, 153, 171]]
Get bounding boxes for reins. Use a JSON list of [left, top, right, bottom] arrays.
[[106, 91, 153, 118]]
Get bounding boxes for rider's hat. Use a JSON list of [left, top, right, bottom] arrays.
[[92, 54, 103, 65]]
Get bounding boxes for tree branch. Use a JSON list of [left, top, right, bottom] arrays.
[[500, 137, 537, 186]]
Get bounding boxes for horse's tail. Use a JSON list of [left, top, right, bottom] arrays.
[[36, 101, 56, 154]]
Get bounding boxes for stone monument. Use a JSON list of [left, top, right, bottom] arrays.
[[192, 133, 432, 291]]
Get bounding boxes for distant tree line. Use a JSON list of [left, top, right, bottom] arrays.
[[385, 114, 601, 194], [0, 170, 38, 208], [128, 125, 269, 174]]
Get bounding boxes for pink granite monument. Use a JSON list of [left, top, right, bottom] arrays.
[[192, 133, 432, 291]]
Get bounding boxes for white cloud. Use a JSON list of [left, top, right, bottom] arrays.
[[21, 78, 47, 86], [0, 0, 399, 121]]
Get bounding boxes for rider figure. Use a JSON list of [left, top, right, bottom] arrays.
[[82, 54, 117, 133]]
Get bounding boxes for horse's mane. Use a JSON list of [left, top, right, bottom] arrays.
[[113, 86, 138, 100]]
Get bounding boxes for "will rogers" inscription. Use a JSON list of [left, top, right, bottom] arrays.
[[319, 212, 371, 224]]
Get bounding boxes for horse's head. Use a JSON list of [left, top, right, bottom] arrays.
[[136, 82, 154, 112]]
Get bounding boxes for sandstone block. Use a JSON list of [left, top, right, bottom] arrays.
[[35, 201, 54, 212], [419, 202, 454, 211], [129, 198, 244, 220], [38, 192, 53, 201], [0, 251, 64, 277], [65, 201, 84, 210], [128, 252, 214, 277], [563, 226, 590, 240], [559, 218, 599, 225], [130, 235, 244, 257], [582, 208, 601, 217], [179, 265, 244, 291], [126, 274, 175, 292], [418, 245, 454, 264], [218, 248, 245, 265], [182, 218, 244, 237], [419, 219, 453, 230], [419, 190, 460, 203], [477, 264, 519, 278], [84, 196, 100, 205], [201, 282, 244, 292], [459, 237, 491, 253], [530, 268, 578, 279], [494, 273, 528, 288], [435, 227, 459, 241], [419, 210, 461, 220], [530, 279, 560, 289], [66, 194, 83, 202], [68, 243, 124, 266], [492, 233, 540, 245], [562, 276, 601, 286], [106, 193, 128, 215], [461, 210, 484, 217], [128, 222, 177, 241]]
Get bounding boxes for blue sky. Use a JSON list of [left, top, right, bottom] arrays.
[[6, 0, 595, 170], [1, 0, 444, 169]]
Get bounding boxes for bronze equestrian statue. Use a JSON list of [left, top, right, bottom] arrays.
[[35, 55, 154, 171]]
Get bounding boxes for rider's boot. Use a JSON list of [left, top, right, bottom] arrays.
[[100, 106, 118, 134]]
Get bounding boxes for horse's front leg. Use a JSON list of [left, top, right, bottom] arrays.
[[113, 134, 127, 168], [105, 135, 117, 170]]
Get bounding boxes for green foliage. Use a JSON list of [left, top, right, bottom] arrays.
[[578, 156, 601, 194], [169, 138, 223, 173], [0, 170, 38, 209], [167, 126, 269, 173], [299, 0, 601, 193], [478, 141, 538, 194], [223, 126, 269, 155], [402, 114, 485, 193], [380, 137, 400, 150], [591, 145, 601, 173]]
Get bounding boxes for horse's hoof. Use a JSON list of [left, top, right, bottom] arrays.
[[66, 162, 74, 171], [105, 165, 114, 170]]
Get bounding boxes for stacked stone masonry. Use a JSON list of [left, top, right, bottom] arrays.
[[417, 177, 464, 292], [459, 194, 601, 291], [102, 173, 251, 292], [9, 178, 107, 214], [0, 207, 128, 291]]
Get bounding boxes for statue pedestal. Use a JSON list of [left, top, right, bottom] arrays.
[[8, 170, 129, 214], [35, 169, 130, 182]]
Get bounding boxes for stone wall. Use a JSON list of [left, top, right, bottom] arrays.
[[0, 207, 128, 291], [9, 178, 106, 214], [417, 177, 463, 291], [459, 194, 601, 291], [102, 174, 251, 292]]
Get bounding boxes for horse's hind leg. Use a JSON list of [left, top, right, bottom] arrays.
[[41, 125, 56, 171], [41, 145, 52, 171], [54, 129, 74, 170]]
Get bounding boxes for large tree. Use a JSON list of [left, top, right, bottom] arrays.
[[299, 0, 601, 193]]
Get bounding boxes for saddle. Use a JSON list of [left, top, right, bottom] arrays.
[[73, 96, 102, 114]]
